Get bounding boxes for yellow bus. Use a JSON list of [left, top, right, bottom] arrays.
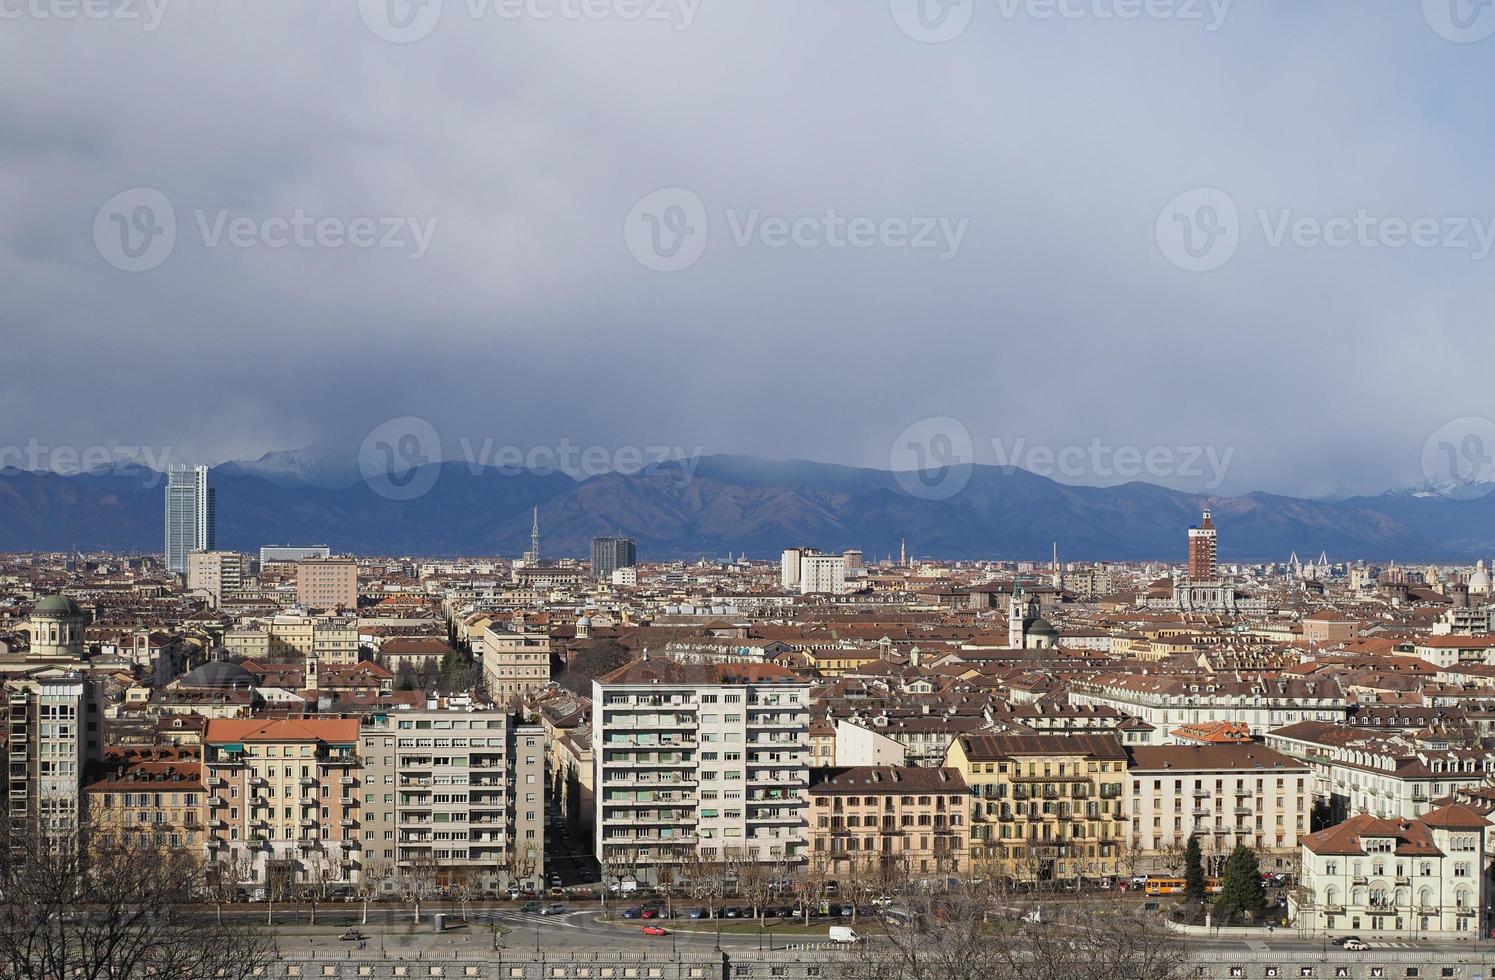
[[1144, 876, 1222, 896]]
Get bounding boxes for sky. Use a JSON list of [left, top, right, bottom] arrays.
[[2, 0, 1494, 499]]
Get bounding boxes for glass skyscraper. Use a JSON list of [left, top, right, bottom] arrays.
[[164, 465, 215, 573]]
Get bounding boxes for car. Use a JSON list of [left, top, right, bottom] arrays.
[[520, 901, 543, 913], [620, 906, 642, 919], [1333, 936, 1363, 947], [540, 903, 567, 916], [688, 907, 709, 919], [640, 907, 658, 919], [338, 930, 364, 942], [724, 907, 743, 918], [549, 887, 566, 898], [828, 926, 861, 945], [506, 888, 521, 901], [1342, 940, 1369, 952], [870, 895, 893, 909], [839, 904, 855, 917], [824, 881, 840, 895], [550, 875, 563, 888], [641, 925, 669, 937]]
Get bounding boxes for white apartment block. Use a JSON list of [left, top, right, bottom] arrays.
[[1068, 674, 1349, 742], [1293, 804, 1490, 937], [591, 657, 810, 884], [6, 671, 97, 838], [780, 548, 849, 595], [1265, 721, 1493, 824], [1126, 743, 1312, 873], [186, 551, 252, 608]]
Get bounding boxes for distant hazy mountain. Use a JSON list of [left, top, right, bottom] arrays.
[[0, 453, 1487, 560]]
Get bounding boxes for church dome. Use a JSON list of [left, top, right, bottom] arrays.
[[1028, 617, 1058, 636], [1470, 560, 1491, 595], [178, 660, 255, 689], [32, 595, 82, 618]]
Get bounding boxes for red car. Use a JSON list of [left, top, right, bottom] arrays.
[[640, 908, 658, 919], [641, 926, 668, 937]]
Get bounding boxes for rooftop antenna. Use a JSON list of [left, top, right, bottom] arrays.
[[530, 507, 541, 564]]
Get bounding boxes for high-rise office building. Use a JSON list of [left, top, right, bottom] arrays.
[[590, 536, 637, 581], [1187, 509, 1218, 581], [164, 465, 214, 574]]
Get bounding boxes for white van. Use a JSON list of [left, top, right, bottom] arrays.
[[828, 926, 862, 944]]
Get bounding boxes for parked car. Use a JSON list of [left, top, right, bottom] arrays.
[[824, 881, 840, 895], [549, 887, 566, 898], [724, 907, 744, 918], [1333, 936, 1363, 948], [688, 907, 710, 919], [620, 907, 642, 919], [550, 875, 563, 888], [641, 925, 669, 937], [640, 907, 658, 919]]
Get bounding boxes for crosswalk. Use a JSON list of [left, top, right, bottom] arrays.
[[1367, 941, 1420, 949]]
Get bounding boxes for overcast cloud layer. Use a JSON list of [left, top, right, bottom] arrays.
[[2, 0, 1493, 498]]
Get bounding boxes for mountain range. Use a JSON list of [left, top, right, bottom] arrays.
[[2, 449, 1494, 561]]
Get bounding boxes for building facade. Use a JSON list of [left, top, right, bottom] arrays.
[[591, 537, 637, 582], [1293, 804, 1489, 938], [591, 658, 810, 884], [946, 733, 1128, 885], [808, 766, 969, 880], [297, 558, 359, 613], [1126, 743, 1312, 873]]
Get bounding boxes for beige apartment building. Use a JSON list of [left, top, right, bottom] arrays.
[[809, 765, 969, 880], [202, 717, 364, 893], [1125, 743, 1313, 874], [481, 625, 551, 703], [359, 704, 546, 893], [223, 614, 360, 665], [297, 558, 359, 613], [186, 551, 252, 608]]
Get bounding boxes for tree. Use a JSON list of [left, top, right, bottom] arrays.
[[356, 857, 394, 926], [1183, 835, 1206, 902], [1214, 845, 1266, 919], [397, 855, 441, 925], [0, 823, 272, 980]]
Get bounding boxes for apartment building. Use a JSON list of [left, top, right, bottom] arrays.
[[1265, 720, 1493, 824], [808, 765, 969, 879], [359, 705, 545, 892], [1293, 804, 1490, 937], [1125, 743, 1311, 873], [591, 658, 810, 884], [1068, 674, 1350, 740], [945, 733, 1128, 885], [480, 624, 552, 703], [297, 557, 359, 613], [186, 551, 252, 608], [5, 669, 101, 841], [83, 746, 208, 850], [202, 717, 363, 892], [223, 614, 360, 664]]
